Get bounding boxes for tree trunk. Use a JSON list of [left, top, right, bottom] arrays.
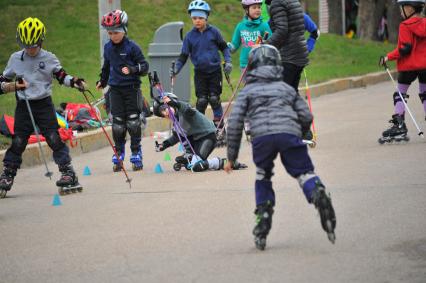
[[328, 0, 343, 34], [386, 0, 401, 43], [358, 0, 386, 41]]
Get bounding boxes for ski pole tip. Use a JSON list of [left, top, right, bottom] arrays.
[[418, 132, 424, 138]]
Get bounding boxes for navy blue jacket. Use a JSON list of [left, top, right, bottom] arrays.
[[176, 25, 231, 74], [100, 37, 149, 87]]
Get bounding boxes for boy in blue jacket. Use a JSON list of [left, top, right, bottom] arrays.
[[171, 0, 232, 146], [96, 10, 149, 171]]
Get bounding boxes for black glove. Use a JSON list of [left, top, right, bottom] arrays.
[[302, 129, 314, 141], [96, 79, 107, 88], [155, 140, 170, 152], [72, 77, 86, 91]]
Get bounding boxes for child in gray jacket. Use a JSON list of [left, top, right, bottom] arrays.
[[224, 45, 336, 250]]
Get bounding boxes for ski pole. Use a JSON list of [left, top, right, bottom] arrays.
[[381, 59, 424, 138], [216, 34, 267, 138], [17, 78, 53, 179], [170, 61, 176, 94], [303, 69, 317, 141], [78, 88, 133, 188]]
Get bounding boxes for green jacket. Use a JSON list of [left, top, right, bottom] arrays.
[[229, 16, 272, 69]]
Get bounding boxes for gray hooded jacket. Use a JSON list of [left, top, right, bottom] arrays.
[[227, 65, 313, 162]]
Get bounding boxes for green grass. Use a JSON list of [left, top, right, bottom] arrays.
[[1, 0, 394, 116]]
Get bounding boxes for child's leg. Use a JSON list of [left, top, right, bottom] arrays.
[[0, 101, 32, 195], [251, 135, 278, 206], [188, 133, 216, 172], [417, 70, 426, 117], [276, 133, 320, 202], [395, 71, 417, 116], [194, 71, 209, 114], [278, 133, 336, 242], [207, 69, 224, 125], [122, 87, 144, 170], [32, 97, 80, 191], [109, 87, 127, 158]]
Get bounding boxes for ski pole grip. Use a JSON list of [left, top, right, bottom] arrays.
[[263, 32, 269, 41], [153, 71, 159, 84]]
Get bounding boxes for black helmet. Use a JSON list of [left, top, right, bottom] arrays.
[[247, 44, 281, 71], [397, 0, 425, 6], [152, 93, 178, 117]]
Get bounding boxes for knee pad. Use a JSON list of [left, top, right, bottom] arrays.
[[112, 116, 127, 143], [297, 172, 323, 202], [208, 93, 221, 109], [419, 92, 426, 103], [393, 92, 409, 105], [256, 167, 274, 181], [196, 96, 209, 113], [197, 138, 215, 160], [10, 135, 28, 155], [126, 114, 142, 137], [44, 131, 65, 152]]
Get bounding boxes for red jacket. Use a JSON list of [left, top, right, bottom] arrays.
[[387, 16, 426, 71]]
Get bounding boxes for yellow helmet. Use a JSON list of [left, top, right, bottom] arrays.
[[16, 17, 46, 48]]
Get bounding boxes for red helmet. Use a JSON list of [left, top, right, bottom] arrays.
[[101, 10, 128, 33]]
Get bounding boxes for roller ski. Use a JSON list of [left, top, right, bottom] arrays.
[[56, 163, 83, 195], [378, 114, 410, 144], [0, 167, 17, 199], [130, 148, 143, 171], [112, 146, 125, 172], [173, 154, 192, 171], [311, 185, 336, 244], [252, 202, 274, 250]]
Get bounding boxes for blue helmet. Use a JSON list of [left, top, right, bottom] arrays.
[[188, 0, 211, 15]]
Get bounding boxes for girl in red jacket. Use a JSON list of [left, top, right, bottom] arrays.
[[379, 0, 426, 143]]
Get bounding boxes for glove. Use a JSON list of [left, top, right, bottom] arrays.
[[223, 62, 233, 75], [122, 65, 138, 75], [155, 140, 169, 152], [227, 42, 236, 53], [379, 56, 388, 67], [72, 77, 86, 91], [302, 128, 314, 141], [307, 37, 316, 53]]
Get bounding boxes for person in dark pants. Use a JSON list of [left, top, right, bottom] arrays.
[[0, 17, 86, 197], [96, 9, 149, 171], [264, 0, 309, 92], [225, 45, 336, 250], [153, 93, 246, 172], [171, 0, 232, 146]]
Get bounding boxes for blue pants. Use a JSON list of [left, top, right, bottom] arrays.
[[252, 133, 321, 206]]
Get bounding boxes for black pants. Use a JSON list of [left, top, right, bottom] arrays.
[[109, 85, 143, 153], [398, 69, 426, 84], [194, 69, 223, 114], [282, 62, 305, 93], [187, 133, 217, 160], [3, 96, 70, 168]]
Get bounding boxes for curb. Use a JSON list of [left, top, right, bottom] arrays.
[[0, 70, 395, 170]]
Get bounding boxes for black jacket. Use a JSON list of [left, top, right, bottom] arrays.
[[265, 0, 309, 67]]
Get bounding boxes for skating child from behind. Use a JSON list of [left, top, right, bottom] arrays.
[[224, 45, 336, 250]]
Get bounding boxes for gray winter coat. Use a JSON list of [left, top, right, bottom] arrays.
[[226, 65, 313, 162], [265, 0, 309, 67]]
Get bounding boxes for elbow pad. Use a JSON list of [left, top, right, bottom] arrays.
[[399, 43, 412, 56]]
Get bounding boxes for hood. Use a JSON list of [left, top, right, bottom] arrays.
[[243, 16, 263, 27], [245, 65, 284, 83], [402, 17, 426, 38]]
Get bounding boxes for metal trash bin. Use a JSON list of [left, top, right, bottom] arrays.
[[148, 21, 191, 102]]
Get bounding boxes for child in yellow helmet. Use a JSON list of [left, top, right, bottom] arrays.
[[0, 17, 87, 198]]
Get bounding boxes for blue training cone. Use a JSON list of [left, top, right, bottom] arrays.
[[178, 144, 184, 153], [154, 163, 164, 174], [83, 166, 91, 176], [52, 194, 62, 206]]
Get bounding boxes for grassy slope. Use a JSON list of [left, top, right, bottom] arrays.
[[0, 0, 394, 117]]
